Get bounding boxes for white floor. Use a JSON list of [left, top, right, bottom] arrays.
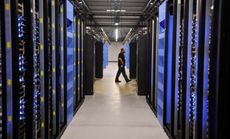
[[61, 63, 168, 139]]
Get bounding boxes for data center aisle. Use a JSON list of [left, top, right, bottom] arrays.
[[61, 63, 168, 139]]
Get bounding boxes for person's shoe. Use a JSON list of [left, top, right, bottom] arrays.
[[126, 79, 131, 83], [115, 80, 121, 83]]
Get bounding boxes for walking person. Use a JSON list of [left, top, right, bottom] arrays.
[[115, 48, 131, 83]]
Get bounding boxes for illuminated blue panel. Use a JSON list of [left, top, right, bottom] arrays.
[[166, 15, 173, 125], [66, 0, 74, 124], [103, 42, 109, 69], [157, 1, 166, 126], [125, 43, 130, 69]]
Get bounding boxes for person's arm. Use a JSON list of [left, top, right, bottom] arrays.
[[119, 58, 124, 65]]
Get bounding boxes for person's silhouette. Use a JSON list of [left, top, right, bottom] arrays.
[[115, 48, 131, 83]]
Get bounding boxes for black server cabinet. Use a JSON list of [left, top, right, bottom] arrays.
[[137, 35, 148, 96], [147, 16, 158, 113], [95, 41, 104, 79], [169, 0, 184, 138], [129, 41, 137, 79], [209, 0, 229, 138], [58, 1, 67, 136], [146, 19, 154, 110], [83, 34, 95, 95]]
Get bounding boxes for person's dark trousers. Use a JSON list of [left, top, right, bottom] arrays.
[[115, 66, 129, 82]]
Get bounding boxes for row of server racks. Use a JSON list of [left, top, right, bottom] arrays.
[[145, 0, 229, 139], [0, 0, 85, 138]]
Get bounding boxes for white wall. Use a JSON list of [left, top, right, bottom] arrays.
[[108, 42, 123, 62]]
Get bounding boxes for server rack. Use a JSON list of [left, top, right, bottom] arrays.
[[146, 20, 152, 107], [73, 9, 77, 113], [77, 17, 81, 106], [1, 0, 85, 138], [168, 0, 185, 138], [32, 0, 42, 138], [146, 18, 155, 115], [157, 1, 167, 125], [129, 41, 137, 79], [209, 0, 229, 138], [95, 41, 104, 79], [50, 0, 59, 137], [66, 0, 74, 124], [146, 0, 228, 139], [163, 0, 173, 134], [59, 1, 67, 135], [83, 34, 95, 95], [80, 18, 85, 99], [0, 2, 6, 138], [137, 35, 148, 96], [3, 0, 30, 138]]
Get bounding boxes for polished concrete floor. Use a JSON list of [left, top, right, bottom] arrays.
[[61, 63, 168, 139]]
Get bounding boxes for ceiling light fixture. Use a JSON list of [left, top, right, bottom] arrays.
[[115, 28, 119, 42], [115, 23, 119, 26], [106, 9, 126, 12]]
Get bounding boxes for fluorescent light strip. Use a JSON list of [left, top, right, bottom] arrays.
[[115, 28, 119, 41], [106, 9, 126, 12]]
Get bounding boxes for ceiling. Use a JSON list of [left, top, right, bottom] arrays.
[[84, 0, 149, 42]]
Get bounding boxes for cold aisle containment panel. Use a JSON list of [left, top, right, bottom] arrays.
[[0, 0, 85, 138], [144, 0, 229, 139]]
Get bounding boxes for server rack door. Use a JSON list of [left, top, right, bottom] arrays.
[[59, 2, 67, 133], [23, 0, 35, 138], [73, 10, 78, 112], [196, 0, 214, 138], [146, 20, 152, 103], [137, 35, 148, 96], [154, 16, 159, 112], [129, 41, 137, 79], [4, 0, 22, 138], [170, 0, 182, 138], [181, 0, 201, 138], [83, 35, 95, 95], [66, 0, 74, 124], [77, 18, 81, 104], [51, 0, 59, 137], [157, 1, 166, 125], [149, 19, 155, 107], [32, 0, 43, 138], [38, 0, 50, 138], [209, 0, 229, 138], [0, 2, 6, 138], [95, 41, 103, 78], [80, 19, 85, 99], [163, 0, 173, 132]]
